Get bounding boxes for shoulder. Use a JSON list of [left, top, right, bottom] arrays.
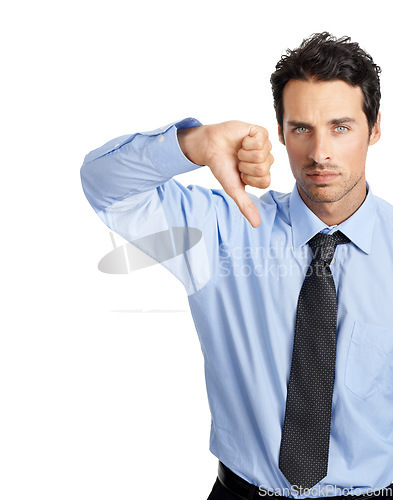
[[373, 194, 393, 227]]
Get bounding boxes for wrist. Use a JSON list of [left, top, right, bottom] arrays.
[[177, 125, 209, 166]]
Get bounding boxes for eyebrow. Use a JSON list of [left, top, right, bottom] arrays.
[[287, 117, 356, 128]]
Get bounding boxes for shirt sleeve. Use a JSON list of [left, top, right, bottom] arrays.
[[80, 117, 241, 295]]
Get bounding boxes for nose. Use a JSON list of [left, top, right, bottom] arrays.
[[309, 131, 332, 164]]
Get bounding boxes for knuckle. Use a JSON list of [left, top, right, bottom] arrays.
[[258, 126, 268, 139], [255, 164, 268, 177], [254, 151, 266, 163], [238, 161, 250, 173], [243, 173, 270, 189], [252, 178, 266, 189], [258, 175, 271, 189]]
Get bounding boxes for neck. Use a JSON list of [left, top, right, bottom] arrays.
[[297, 181, 367, 226]]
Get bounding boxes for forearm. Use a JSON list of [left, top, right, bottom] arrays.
[[80, 118, 203, 214]]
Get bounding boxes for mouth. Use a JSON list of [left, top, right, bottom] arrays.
[[306, 170, 340, 183]]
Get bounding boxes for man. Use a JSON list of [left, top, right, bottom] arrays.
[[80, 33, 393, 499]]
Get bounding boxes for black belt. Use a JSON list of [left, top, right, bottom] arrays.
[[217, 461, 393, 500]]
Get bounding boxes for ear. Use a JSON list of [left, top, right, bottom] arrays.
[[369, 111, 381, 146], [278, 122, 285, 145]]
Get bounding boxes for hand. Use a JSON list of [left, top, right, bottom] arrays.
[[205, 121, 274, 228]]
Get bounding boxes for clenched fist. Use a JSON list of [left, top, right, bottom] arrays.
[[177, 121, 274, 228]]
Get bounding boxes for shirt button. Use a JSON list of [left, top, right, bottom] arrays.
[[158, 135, 164, 143]]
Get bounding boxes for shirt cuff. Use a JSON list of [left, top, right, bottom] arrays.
[[146, 117, 204, 179]]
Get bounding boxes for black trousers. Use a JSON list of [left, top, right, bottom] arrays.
[[207, 476, 392, 500], [207, 478, 242, 500]]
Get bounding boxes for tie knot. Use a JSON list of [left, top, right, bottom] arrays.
[[308, 230, 350, 263]]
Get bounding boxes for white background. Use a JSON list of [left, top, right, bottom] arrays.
[[2, 1, 393, 499]]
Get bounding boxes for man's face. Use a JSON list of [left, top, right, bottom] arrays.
[[278, 78, 381, 206]]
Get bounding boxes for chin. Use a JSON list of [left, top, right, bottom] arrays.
[[300, 185, 345, 204]]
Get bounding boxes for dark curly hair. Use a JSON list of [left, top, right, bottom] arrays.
[[270, 32, 381, 135]]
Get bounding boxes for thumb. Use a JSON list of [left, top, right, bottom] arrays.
[[229, 186, 261, 228]]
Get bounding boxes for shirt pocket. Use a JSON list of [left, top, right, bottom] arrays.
[[344, 321, 393, 400]]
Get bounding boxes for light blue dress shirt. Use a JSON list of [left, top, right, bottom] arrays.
[[80, 118, 393, 498]]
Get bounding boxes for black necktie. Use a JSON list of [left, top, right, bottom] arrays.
[[279, 230, 350, 492]]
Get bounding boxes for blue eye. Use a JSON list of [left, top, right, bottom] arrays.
[[296, 127, 308, 133], [336, 126, 348, 133]]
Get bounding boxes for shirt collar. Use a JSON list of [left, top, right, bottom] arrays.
[[289, 182, 377, 254]]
